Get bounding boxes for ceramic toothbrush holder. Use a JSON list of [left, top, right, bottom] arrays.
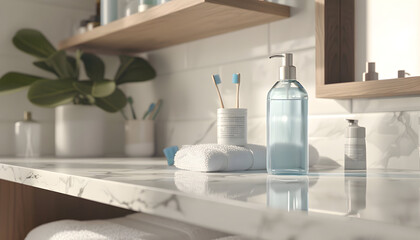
[[125, 120, 155, 157], [217, 108, 247, 146]]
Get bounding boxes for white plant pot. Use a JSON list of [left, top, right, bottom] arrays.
[[55, 105, 105, 157], [125, 120, 154, 157]]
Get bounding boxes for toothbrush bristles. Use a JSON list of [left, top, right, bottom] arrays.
[[213, 74, 221, 85], [211, 74, 225, 109], [142, 103, 156, 120], [150, 100, 162, 120], [232, 73, 240, 84]]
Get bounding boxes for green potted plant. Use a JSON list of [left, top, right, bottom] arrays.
[[0, 29, 156, 157]]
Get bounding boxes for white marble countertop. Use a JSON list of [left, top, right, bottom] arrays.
[[1, 157, 420, 239]]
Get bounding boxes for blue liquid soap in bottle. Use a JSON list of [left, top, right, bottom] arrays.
[[267, 53, 308, 175]]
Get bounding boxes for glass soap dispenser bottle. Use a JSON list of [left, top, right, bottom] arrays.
[[267, 53, 308, 175], [15, 111, 41, 157]]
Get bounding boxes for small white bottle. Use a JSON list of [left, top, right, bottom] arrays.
[[15, 111, 41, 158], [344, 119, 366, 170]]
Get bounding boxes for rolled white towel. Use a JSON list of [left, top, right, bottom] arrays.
[[25, 219, 155, 240], [174, 144, 266, 172], [26, 213, 229, 240]]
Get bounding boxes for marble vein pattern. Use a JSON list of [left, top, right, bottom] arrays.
[[308, 111, 420, 169], [1, 158, 420, 239]]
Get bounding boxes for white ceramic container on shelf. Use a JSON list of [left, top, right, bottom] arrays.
[[55, 105, 105, 157], [125, 120, 154, 157]]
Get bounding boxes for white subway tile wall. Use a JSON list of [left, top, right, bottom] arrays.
[[0, 0, 418, 169], [145, 0, 353, 155], [186, 24, 269, 69]]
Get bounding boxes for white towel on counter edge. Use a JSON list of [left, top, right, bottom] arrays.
[[174, 144, 266, 172], [25, 213, 230, 240]]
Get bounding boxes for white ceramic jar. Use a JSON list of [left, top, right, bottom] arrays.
[[55, 105, 105, 157], [217, 108, 247, 146], [125, 120, 154, 157]]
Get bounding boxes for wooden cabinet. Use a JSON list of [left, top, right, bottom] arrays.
[[0, 179, 133, 239]]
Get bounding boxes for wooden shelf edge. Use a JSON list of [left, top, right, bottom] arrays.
[[59, 0, 205, 51], [59, 0, 290, 53], [316, 76, 420, 99], [206, 0, 290, 16]]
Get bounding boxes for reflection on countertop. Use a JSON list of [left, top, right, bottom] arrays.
[[174, 167, 420, 228]]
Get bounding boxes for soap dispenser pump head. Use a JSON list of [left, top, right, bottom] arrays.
[[269, 53, 296, 80]]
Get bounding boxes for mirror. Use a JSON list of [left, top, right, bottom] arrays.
[[315, 0, 420, 99], [355, 0, 420, 81]]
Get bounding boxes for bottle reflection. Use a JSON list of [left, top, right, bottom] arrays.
[[267, 176, 309, 212], [345, 175, 367, 217]]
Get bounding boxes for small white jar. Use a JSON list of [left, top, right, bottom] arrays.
[[344, 119, 366, 170], [15, 111, 41, 158], [217, 108, 247, 146], [125, 120, 155, 157]]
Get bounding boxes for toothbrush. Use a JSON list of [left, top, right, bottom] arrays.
[[142, 103, 156, 120], [120, 109, 128, 120], [148, 99, 161, 120], [211, 74, 224, 108], [127, 96, 137, 120], [151, 99, 163, 120], [232, 73, 240, 108]]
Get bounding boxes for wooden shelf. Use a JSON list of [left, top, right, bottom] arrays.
[[59, 0, 290, 54], [316, 77, 420, 99]]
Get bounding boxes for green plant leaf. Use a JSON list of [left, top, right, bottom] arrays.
[[81, 53, 105, 81], [73, 81, 93, 95], [85, 95, 95, 104], [33, 60, 58, 77], [67, 56, 77, 75], [35, 56, 78, 78], [28, 80, 77, 107], [45, 51, 78, 80], [74, 50, 83, 79], [73, 80, 115, 98], [92, 79, 116, 97], [12, 29, 56, 59], [114, 56, 156, 85], [95, 88, 127, 112], [0, 72, 46, 93]]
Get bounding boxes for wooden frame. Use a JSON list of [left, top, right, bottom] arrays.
[[59, 0, 289, 54], [316, 0, 420, 99], [0, 179, 133, 239]]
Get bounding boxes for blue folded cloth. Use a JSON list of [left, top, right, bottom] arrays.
[[163, 146, 179, 166]]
